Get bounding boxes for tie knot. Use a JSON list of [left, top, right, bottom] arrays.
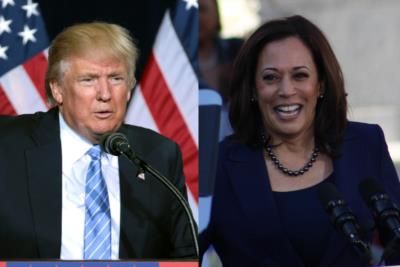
[[87, 145, 101, 160]]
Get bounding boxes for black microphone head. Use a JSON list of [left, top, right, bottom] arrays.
[[318, 182, 354, 227], [318, 182, 342, 209], [101, 132, 128, 156], [359, 177, 400, 222], [318, 182, 371, 262], [359, 178, 385, 204]]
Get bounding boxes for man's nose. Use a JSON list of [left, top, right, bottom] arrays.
[[97, 78, 112, 101]]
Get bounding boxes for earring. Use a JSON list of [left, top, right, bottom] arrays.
[[251, 91, 257, 102], [319, 84, 325, 99]]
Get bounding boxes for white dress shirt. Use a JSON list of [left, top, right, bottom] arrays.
[[59, 114, 121, 259]]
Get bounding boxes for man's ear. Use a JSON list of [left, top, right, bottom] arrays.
[[127, 78, 136, 102], [49, 81, 64, 104]]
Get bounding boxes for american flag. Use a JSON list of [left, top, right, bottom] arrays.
[[126, 0, 199, 221], [0, 0, 198, 221], [0, 0, 49, 114]]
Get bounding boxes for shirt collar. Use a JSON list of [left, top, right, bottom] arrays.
[[59, 113, 93, 171], [59, 113, 118, 166]]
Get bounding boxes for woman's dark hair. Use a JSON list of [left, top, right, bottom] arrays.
[[228, 15, 347, 157]]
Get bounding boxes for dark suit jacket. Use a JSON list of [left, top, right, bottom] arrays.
[[0, 108, 196, 259], [202, 121, 400, 267]]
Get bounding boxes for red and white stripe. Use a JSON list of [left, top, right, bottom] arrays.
[[0, 51, 48, 115], [125, 11, 199, 222]]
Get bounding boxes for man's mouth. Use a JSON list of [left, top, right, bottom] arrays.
[[94, 110, 113, 119]]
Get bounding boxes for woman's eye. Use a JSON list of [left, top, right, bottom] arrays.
[[263, 74, 277, 81], [294, 72, 309, 80]]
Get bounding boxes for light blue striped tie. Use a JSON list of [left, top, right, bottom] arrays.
[[84, 145, 111, 259]]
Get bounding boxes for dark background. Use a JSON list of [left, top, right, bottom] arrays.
[[37, 0, 176, 80]]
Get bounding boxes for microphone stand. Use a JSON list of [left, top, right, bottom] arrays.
[[380, 227, 400, 265], [121, 147, 199, 258]]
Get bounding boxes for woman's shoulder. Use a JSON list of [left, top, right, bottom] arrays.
[[219, 135, 260, 161], [346, 120, 381, 130], [344, 121, 385, 143]]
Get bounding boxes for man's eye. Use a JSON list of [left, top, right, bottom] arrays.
[[79, 78, 95, 85], [110, 76, 125, 84]]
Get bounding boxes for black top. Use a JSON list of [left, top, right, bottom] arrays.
[[273, 175, 335, 267]]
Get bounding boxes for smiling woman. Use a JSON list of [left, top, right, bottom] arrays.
[[200, 15, 400, 266], [255, 37, 320, 145]]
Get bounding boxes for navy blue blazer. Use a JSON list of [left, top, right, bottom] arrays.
[[202, 122, 400, 267]]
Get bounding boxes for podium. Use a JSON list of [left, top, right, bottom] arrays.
[[0, 261, 198, 267]]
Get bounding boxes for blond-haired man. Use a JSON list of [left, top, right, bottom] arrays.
[[0, 22, 196, 260]]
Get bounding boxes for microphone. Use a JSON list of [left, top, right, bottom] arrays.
[[318, 182, 372, 263], [101, 132, 131, 155], [100, 132, 199, 257], [359, 178, 400, 261]]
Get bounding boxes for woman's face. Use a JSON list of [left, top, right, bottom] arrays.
[[255, 37, 321, 142]]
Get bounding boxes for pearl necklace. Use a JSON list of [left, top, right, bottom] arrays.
[[263, 144, 320, 177]]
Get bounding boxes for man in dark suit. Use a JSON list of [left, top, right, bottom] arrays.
[[0, 22, 196, 259]]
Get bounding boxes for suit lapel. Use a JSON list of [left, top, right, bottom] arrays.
[[226, 144, 303, 266], [118, 127, 151, 259], [25, 108, 62, 258]]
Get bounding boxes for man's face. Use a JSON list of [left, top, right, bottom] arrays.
[[50, 53, 132, 143]]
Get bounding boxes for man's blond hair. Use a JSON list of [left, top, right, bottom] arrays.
[[45, 22, 139, 104]]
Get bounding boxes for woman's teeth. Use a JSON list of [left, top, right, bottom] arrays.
[[275, 104, 301, 113]]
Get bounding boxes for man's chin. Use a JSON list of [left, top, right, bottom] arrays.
[[92, 127, 120, 141]]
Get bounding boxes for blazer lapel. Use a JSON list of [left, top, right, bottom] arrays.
[[226, 144, 303, 266], [25, 108, 62, 258], [118, 127, 151, 259]]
